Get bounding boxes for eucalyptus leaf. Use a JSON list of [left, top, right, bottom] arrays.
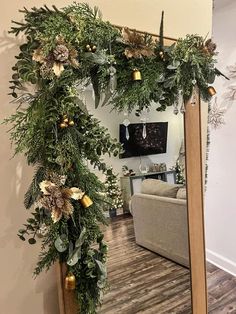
[[95, 259, 107, 279], [83, 51, 109, 65], [54, 235, 68, 253], [75, 227, 86, 248], [75, 98, 88, 114], [68, 241, 73, 257], [28, 238, 36, 245], [67, 247, 82, 266]]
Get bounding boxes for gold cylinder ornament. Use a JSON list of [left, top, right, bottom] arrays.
[[207, 86, 216, 96], [80, 194, 93, 208], [65, 273, 76, 290], [132, 69, 142, 81]]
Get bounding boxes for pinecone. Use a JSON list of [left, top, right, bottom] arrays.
[[40, 63, 53, 79], [53, 44, 69, 62]]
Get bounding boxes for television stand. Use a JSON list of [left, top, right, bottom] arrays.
[[120, 170, 176, 213]]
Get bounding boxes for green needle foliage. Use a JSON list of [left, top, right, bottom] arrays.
[[5, 3, 221, 313], [7, 4, 122, 313]]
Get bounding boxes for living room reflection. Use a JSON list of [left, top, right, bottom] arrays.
[[86, 90, 191, 313]]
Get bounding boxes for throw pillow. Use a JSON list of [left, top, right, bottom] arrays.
[[141, 179, 180, 198], [176, 187, 187, 199]]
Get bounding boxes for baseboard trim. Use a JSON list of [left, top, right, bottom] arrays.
[[206, 249, 236, 277]]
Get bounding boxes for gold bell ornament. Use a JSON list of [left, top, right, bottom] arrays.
[[207, 86, 216, 96], [132, 68, 142, 81], [65, 273, 76, 290], [80, 194, 93, 208]]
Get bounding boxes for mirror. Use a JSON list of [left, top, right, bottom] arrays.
[[84, 89, 192, 313]]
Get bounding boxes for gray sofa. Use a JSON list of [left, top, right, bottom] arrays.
[[131, 179, 189, 267]]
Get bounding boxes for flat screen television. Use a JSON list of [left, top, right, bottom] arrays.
[[119, 122, 168, 158]]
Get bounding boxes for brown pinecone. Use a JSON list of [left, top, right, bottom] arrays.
[[40, 62, 54, 79], [41, 194, 55, 211], [53, 44, 69, 62]]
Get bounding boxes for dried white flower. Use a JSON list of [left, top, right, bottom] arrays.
[[70, 187, 84, 200], [39, 180, 56, 195]]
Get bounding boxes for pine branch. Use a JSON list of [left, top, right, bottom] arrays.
[[24, 165, 46, 209]]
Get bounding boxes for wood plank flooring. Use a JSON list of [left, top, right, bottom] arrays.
[[207, 263, 236, 313], [99, 214, 236, 314], [98, 215, 191, 314]]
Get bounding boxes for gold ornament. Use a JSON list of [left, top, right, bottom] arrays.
[[92, 45, 97, 52], [60, 122, 68, 128], [207, 86, 216, 96], [68, 120, 75, 126], [40, 180, 74, 223], [80, 194, 93, 208], [86, 44, 92, 52], [132, 69, 142, 81], [65, 273, 76, 290], [159, 51, 165, 60]]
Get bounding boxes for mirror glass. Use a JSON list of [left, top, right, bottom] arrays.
[[204, 0, 236, 312], [85, 87, 192, 313]]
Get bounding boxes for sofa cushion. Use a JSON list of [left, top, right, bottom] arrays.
[[176, 187, 187, 199], [141, 179, 180, 198]]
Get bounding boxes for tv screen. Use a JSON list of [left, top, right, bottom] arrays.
[[119, 122, 168, 158]]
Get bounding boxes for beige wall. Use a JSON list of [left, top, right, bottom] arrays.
[[0, 1, 212, 314]]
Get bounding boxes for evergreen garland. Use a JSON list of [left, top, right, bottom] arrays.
[[5, 3, 222, 313]]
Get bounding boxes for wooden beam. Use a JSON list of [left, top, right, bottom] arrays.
[[184, 96, 208, 314]]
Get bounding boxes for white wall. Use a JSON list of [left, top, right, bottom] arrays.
[[205, 0, 236, 275], [0, 1, 212, 314]]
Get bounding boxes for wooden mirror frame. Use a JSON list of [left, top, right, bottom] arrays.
[[184, 95, 208, 314], [56, 28, 209, 314]]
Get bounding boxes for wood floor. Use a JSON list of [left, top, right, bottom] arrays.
[[207, 263, 236, 313], [98, 214, 236, 314], [99, 215, 191, 314]]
